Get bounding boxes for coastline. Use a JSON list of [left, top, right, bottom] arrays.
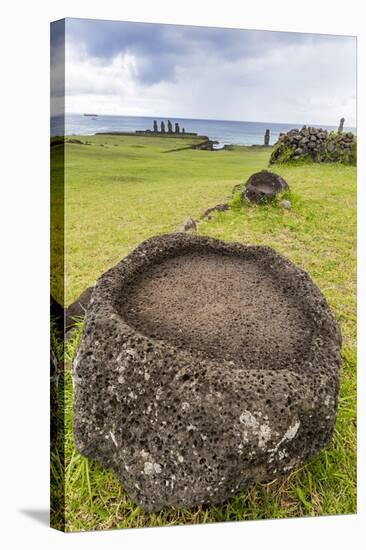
[[51, 113, 356, 147]]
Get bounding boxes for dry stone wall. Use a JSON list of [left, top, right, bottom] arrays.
[[270, 126, 356, 165]]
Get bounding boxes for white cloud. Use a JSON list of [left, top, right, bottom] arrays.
[[65, 30, 356, 126]]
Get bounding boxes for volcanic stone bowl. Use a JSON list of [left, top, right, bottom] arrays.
[[242, 170, 289, 203], [73, 234, 341, 512]]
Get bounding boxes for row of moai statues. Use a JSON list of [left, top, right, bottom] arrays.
[[153, 120, 185, 134]]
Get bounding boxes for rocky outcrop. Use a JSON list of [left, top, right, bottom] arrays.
[[193, 139, 219, 151], [270, 126, 356, 165], [66, 139, 85, 145], [201, 203, 229, 219], [73, 233, 341, 512], [241, 170, 289, 204]]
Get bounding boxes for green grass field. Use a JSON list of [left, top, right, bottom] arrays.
[[51, 134, 356, 531], [61, 135, 272, 304]]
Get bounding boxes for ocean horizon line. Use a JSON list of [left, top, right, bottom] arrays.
[[54, 113, 356, 145], [64, 112, 356, 130]]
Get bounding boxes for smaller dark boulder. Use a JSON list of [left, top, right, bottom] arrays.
[[65, 287, 94, 330], [242, 170, 289, 204], [50, 295, 64, 335], [67, 139, 84, 145]]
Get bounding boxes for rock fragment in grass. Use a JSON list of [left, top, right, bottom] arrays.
[[174, 217, 197, 233], [279, 199, 292, 210]]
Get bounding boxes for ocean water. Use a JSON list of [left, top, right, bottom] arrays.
[[51, 113, 356, 147]]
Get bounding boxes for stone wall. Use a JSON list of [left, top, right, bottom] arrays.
[[270, 126, 356, 165]]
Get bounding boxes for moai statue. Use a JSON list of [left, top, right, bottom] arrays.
[[264, 129, 270, 146], [175, 122, 180, 134], [167, 120, 173, 133], [338, 117, 345, 133], [161, 121, 165, 133], [153, 120, 158, 133], [182, 128, 185, 134]]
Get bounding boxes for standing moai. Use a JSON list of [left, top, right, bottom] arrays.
[[182, 128, 185, 134], [167, 120, 173, 133], [338, 117, 345, 133], [175, 122, 180, 134], [264, 129, 270, 146], [153, 120, 158, 133], [161, 121, 165, 133]]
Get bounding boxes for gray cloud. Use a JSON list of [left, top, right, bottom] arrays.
[[64, 18, 356, 126], [66, 18, 349, 85]]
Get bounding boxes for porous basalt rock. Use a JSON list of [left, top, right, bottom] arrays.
[[241, 170, 289, 204], [73, 234, 341, 512]]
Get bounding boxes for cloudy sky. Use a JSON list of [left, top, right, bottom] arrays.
[[58, 18, 356, 126]]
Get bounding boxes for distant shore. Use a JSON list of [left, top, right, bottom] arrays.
[[52, 113, 355, 146], [52, 132, 274, 152]]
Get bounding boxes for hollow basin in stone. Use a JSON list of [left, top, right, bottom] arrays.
[[242, 170, 289, 203], [73, 234, 341, 511]]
